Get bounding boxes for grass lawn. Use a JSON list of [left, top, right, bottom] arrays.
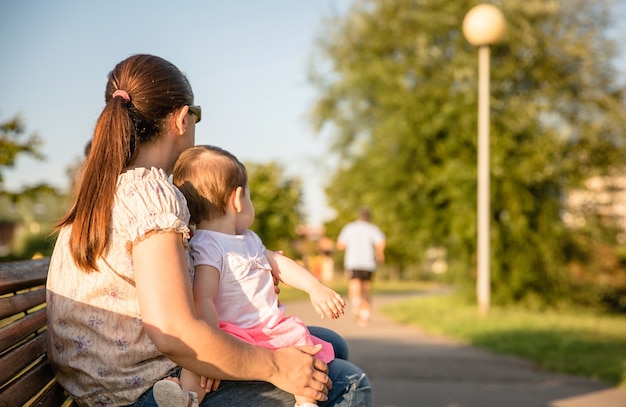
[[381, 293, 626, 387]]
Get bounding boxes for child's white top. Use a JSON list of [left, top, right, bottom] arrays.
[[189, 228, 335, 363], [189, 229, 284, 329]]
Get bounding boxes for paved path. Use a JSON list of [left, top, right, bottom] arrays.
[[286, 293, 626, 407]]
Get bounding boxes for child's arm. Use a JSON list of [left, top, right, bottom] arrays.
[[193, 264, 220, 326], [192, 265, 222, 393], [266, 250, 345, 319]]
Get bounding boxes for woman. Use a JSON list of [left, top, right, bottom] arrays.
[[46, 54, 371, 407]]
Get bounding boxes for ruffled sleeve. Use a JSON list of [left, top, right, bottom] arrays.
[[113, 167, 191, 244]]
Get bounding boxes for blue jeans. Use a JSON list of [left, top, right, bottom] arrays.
[[130, 327, 372, 407]]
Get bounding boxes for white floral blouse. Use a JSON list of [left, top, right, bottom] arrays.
[[46, 167, 192, 406]]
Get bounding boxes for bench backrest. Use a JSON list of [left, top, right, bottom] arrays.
[[0, 258, 72, 406]]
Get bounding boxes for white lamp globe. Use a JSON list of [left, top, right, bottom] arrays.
[[462, 4, 506, 46]]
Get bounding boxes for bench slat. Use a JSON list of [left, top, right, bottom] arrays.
[[0, 258, 50, 295], [0, 357, 56, 407], [30, 381, 71, 407], [0, 258, 75, 406], [0, 331, 47, 387], [0, 286, 46, 320], [0, 307, 47, 354]]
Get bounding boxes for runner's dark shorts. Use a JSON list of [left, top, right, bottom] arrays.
[[348, 269, 374, 281]]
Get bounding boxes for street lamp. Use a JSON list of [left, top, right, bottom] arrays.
[[462, 4, 506, 316]]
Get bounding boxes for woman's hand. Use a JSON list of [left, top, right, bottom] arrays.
[[269, 344, 331, 402]]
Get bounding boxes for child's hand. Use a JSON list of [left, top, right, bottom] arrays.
[[200, 376, 221, 393], [309, 285, 346, 319]]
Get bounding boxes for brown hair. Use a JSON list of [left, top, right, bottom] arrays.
[[57, 54, 195, 272], [173, 145, 248, 225]]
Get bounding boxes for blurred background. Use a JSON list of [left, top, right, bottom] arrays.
[[2, 0, 626, 316]]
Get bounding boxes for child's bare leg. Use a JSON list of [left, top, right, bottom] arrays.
[[180, 369, 206, 403], [294, 394, 318, 407]]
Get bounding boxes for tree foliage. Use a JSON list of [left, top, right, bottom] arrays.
[[246, 161, 304, 258], [0, 184, 66, 259], [310, 0, 626, 308], [0, 115, 44, 186], [0, 115, 65, 260]]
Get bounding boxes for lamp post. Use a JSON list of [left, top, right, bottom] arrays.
[[462, 4, 506, 316]]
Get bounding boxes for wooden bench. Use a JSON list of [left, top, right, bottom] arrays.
[[0, 258, 73, 406]]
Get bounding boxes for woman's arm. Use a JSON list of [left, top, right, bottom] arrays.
[[266, 250, 345, 319], [133, 232, 331, 401]]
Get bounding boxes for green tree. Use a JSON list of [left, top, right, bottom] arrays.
[[0, 115, 44, 186], [0, 115, 70, 260], [310, 0, 626, 307], [0, 184, 66, 259], [246, 161, 304, 259]]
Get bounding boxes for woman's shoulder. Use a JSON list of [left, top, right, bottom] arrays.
[[113, 167, 190, 239], [117, 167, 170, 189], [116, 167, 182, 203]]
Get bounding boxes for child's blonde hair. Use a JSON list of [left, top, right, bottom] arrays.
[[173, 145, 248, 225]]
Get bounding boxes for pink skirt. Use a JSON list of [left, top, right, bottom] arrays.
[[220, 316, 335, 363]]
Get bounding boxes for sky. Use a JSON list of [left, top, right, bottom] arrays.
[[0, 0, 351, 225], [1, 1, 626, 226]]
